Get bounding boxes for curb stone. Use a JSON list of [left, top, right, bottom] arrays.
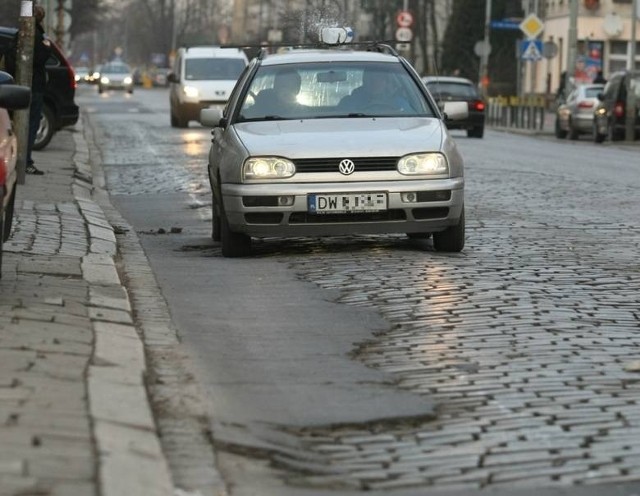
[[71, 122, 175, 496]]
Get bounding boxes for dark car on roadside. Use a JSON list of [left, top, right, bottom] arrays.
[[0, 71, 31, 277], [593, 70, 640, 143], [422, 76, 485, 138], [0, 26, 79, 150]]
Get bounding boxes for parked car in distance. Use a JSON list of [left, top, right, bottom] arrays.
[[98, 62, 134, 94], [555, 83, 604, 139], [169, 46, 248, 128], [0, 26, 79, 150], [593, 70, 640, 143], [200, 31, 469, 257], [422, 76, 485, 138], [0, 71, 31, 277], [153, 68, 170, 87]]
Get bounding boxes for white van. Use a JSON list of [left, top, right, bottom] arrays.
[[168, 46, 248, 128]]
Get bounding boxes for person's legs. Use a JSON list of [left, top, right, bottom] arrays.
[[26, 92, 44, 175]]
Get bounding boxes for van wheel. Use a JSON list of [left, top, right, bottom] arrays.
[[33, 105, 54, 151]]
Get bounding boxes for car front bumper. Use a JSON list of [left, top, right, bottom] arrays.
[[221, 178, 464, 238]]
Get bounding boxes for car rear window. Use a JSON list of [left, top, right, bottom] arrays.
[[426, 82, 478, 99], [584, 87, 602, 98], [185, 58, 246, 81]]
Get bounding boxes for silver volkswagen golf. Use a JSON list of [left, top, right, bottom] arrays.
[[201, 37, 468, 258]]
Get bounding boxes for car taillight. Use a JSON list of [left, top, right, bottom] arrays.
[[614, 102, 625, 118], [68, 65, 77, 89], [468, 100, 485, 112], [578, 101, 593, 109]]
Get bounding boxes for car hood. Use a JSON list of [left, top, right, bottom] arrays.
[[233, 118, 444, 157]]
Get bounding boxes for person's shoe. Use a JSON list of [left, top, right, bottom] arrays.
[[26, 163, 44, 175]]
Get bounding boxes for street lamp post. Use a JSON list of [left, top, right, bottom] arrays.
[[566, 0, 578, 99]]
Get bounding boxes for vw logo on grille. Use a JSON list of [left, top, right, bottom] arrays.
[[338, 159, 355, 175]]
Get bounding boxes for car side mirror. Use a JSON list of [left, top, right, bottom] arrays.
[[200, 108, 224, 127], [0, 84, 32, 110], [167, 72, 179, 83], [442, 101, 468, 121], [597, 92, 604, 101]]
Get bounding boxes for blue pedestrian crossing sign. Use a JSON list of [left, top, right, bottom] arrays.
[[520, 40, 543, 61]]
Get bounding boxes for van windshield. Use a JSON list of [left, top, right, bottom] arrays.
[[184, 58, 246, 81]]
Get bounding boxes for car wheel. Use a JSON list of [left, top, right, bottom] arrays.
[[211, 197, 221, 242], [0, 210, 4, 278], [33, 104, 54, 151], [467, 126, 484, 138], [568, 120, 579, 140], [609, 122, 623, 142], [219, 197, 251, 257], [555, 118, 568, 139], [432, 207, 465, 253], [3, 188, 16, 243]]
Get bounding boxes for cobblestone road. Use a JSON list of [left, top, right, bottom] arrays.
[[87, 90, 640, 493]]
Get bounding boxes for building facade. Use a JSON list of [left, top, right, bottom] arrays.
[[530, 0, 639, 94]]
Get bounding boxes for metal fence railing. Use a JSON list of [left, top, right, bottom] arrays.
[[486, 95, 548, 131]]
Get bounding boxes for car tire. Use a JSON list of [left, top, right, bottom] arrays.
[[0, 210, 4, 279], [211, 199, 221, 242], [33, 104, 55, 151], [3, 188, 16, 243], [609, 122, 624, 142], [568, 121, 579, 140], [555, 119, 568, 139], [593, 121, 606, 143], [467, 126, 484, 138], [176, 112, 189, 128], [219, 198, 251, 257], [432, 207, 465, 253]]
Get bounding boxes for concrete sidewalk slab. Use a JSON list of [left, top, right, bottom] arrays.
[[0, 123, 174, 496]]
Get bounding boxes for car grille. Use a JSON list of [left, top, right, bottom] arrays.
[[293, 157, 399, 173]]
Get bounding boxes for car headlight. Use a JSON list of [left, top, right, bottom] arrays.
[[397, 153, 449, 175], [124, 76, 133, 85], [243, 157, 296, 180], [183, 85, 199, 98], [100, 76, 110, 84]]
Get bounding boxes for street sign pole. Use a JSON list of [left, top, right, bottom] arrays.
[[626, 0, 637, 141], [15, 1, 34, 185], [566, 0, 578, 99], [479, 0, 492, 98]]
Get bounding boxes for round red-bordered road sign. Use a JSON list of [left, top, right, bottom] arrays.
[[396, 11, 414, 28]]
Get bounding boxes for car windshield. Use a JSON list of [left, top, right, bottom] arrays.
[[426, 81, 478, 99], [237, 61, 434, 121], [102, 64, 130, 74], [584, 87, 602, 98], [184, 58, 246, 81]]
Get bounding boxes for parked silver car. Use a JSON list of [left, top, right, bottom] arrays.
[[200, 36, 468, 257], [555, 83, 604, 139]]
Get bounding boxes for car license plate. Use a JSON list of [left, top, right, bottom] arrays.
[[308, 192, 387, 214]]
